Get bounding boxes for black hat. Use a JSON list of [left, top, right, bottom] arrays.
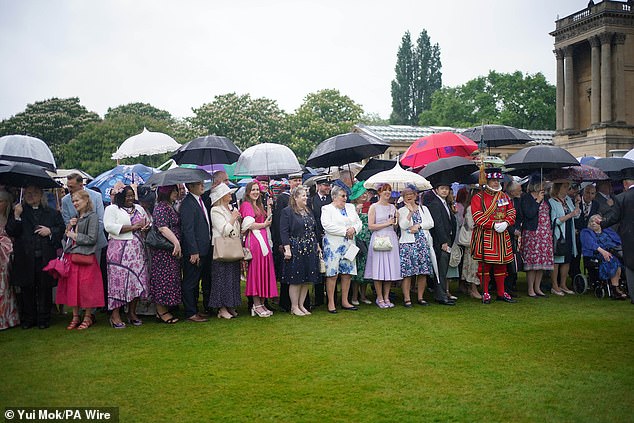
[[315, 176, 332, 185], [431, 178, 453, 189]]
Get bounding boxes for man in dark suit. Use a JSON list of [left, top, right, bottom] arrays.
[[310, 176, 332, 307], [179, 180, 211, 322], [424, 182, 457, 305], [573, 183, 600, 276], [272, 172, 303, 312], [601, 174, 634, 304]]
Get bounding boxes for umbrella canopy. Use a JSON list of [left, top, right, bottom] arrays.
[[504, 145, 579, 171], [461, 124, 533, 148], [0, 161, 60, 188], [235, 143, 302, 176], [624, 149, 634, 161], [172, 135, 241, 165], [145, 167, 211, 188], [0, 134, 56, 171], [356, 158, 397, 181], [419, 156, 479, 186], [586, 157, 634, 179], [43, 257, 70, 280], [111, 128, 181, 160], [363, 162, 432, 191], [306, 133, 390, 168], [547, 165, 608, 182], [87, 164, 157, 203], [400, 132, 478, 168], [576, 155, 601, 165]]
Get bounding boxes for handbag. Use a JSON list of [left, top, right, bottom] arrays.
[[372, 235, 393, 251], [457, 224, 471, 247], [213, 236, 244, 262], [449, 245, 463, 267], [146, 225, 173, 250], [319, 251, 326, 273], [242, 231, 253, 261], [70, 253, 94, 266], [553, 225, 569, 256], [343, 243, 360, 261]]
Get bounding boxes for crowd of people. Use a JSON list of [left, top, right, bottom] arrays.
[[0, 165, 632, 331]]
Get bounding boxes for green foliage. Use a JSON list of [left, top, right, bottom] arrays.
[[0, 97, 101, 158], [390, 30, 442, 125], [105, 102, 174, 122], [359, 112, 389, 126], [188, 93, 290, 151], [288, 89, 364, 163], [420, 70, 556, 130]]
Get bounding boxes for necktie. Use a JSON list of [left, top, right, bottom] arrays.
[[199, 197, 209, 226]]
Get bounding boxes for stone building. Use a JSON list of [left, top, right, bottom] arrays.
[[551, 0, 634, 157]]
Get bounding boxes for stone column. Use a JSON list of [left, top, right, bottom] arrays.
[[599, 32, 613, 123], [555, 48, 565, 131], [564, 46, 575, 130], [613, 33, 626, 123], [589, 36, 601, 125]]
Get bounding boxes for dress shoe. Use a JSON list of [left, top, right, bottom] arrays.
[[38, 322, 50, 329], [417, 299, 430, 306], [327, 309, 338, 314], [497, 293, 517, 303], [536, 292, 548, 297], [482, 293, 491, 304], [21, 322, 33, 330], [527, 294, 539, 298], [435, 299, 456, 306], [341, 305, 358, 311], [351, 300, 360, 306], [551, 289, 565, 296], [187, 314, 208, 323]]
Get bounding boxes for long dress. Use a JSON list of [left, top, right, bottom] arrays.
[[240, 201, 277, 298], [399, 209, 433, 277], [521, 201, 554, 271], [209, 206, 241, 309], [351, 212, 371, 284], [0, 223, 19, 330], [106, 207, 150, 310], [149, 202, 182, 307], [364, 203, 402, 281]]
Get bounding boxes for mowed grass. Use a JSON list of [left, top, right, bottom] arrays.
[[1, 281, 633, 423]]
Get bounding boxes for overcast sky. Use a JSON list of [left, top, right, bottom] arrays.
[[0, 0, 587, 121]]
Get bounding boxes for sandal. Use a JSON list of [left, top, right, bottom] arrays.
[[66, 315, 81, 330], [156, 311, 179, 324], [417, 299, 430, 306], [77, 314, 95, 330], [403, 300, 413, 308]]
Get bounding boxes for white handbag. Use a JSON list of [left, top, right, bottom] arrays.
[[372, 236, 393, 251]]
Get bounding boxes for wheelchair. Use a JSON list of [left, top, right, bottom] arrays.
[[573, 253, 628, 299]]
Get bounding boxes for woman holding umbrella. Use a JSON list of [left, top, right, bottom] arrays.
[[6, 185, 65, 329]]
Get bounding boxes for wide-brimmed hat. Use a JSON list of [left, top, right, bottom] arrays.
[[349, 181, 367, 201], [209, 183, 236, 206]]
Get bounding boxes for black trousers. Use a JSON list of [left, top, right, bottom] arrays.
[[433, 250, 450, 301], [20, 258, 53, 325], [181, 252, 211, 318]]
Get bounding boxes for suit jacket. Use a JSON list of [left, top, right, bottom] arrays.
[[424, 191, 456, 252], [311, 193, 332, 242], [595, 192, 617, 217], [575, 199, 600, 232], [272, 191, 290, 247], [6, 204, 65, 287], [179, 193, 211, 258], [602, 187, 634, 270]]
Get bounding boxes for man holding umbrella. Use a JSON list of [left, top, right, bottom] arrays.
[[471, 168, 517, 304]]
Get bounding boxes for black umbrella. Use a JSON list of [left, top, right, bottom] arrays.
[[419, 156, 478, 185], [0, 161, 60, 188], [356, 158, 396, 181], [306, 133, 390, 168], [504, 145, 579, 171], [586, 157, 634, 180], [144, 167, 210, 188], [171, 135, 241, 166], [461, 124, 534, 150]]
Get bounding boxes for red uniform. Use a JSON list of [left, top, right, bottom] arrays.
[[471, 186, 516, 300]]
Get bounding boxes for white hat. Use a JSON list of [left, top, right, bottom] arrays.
[[209, 183, 236, 206]]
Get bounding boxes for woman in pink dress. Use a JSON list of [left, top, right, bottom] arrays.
[[0, 190, 19, 330], [240, 182, 277, 317]]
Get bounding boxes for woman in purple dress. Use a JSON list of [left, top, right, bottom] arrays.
[[240, 182, 277, 318], [364, 183, 402, 308], [149, 185, 181, 324], [104, 185, 150, 329]]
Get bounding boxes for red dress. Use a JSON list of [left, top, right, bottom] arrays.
[[471, 187, 516, 264]]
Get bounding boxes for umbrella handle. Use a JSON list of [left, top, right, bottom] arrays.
[[19, 188, 23, 204]]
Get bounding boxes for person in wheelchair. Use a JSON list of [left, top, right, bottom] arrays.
[[580, 214, 627, 300]]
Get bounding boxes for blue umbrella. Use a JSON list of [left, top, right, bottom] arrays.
[[87, 164, 157, 203]]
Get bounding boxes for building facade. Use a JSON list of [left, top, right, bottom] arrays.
[[550, 0, 634, 157]]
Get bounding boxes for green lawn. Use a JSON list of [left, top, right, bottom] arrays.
[[1, 283, 633, 423]]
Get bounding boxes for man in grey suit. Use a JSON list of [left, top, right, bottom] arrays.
[[179, 180, 212, 322], [601, 173, 634, 304]]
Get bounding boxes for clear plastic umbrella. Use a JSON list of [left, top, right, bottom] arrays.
[[0, 134, 56, 171], [234, 143, 302, 176]]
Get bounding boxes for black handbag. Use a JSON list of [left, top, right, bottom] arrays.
[[146, 225, 174, 250], [553, 225, 569, 256]]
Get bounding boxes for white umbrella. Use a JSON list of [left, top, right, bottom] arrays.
[[111, 127, 181, 160], [0, 134, 56, 171], [234, 143, 302, 176], [623, 148, 634, 161], [363, 162, 432, 191]]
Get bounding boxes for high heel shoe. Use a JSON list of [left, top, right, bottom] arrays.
[[127, 316, 143, 326], [217, 312, 234, 319], [251, 305, 271, 318], [155, 312, 179, 324], [109, 318, 126, 329]]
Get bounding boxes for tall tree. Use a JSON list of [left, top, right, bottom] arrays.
[[419, 71, 556, 130], [288, 89, 364, 163], [188, 93, 290, 151], [0, 97, 101, 158], [390, 30, 442, 125]]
